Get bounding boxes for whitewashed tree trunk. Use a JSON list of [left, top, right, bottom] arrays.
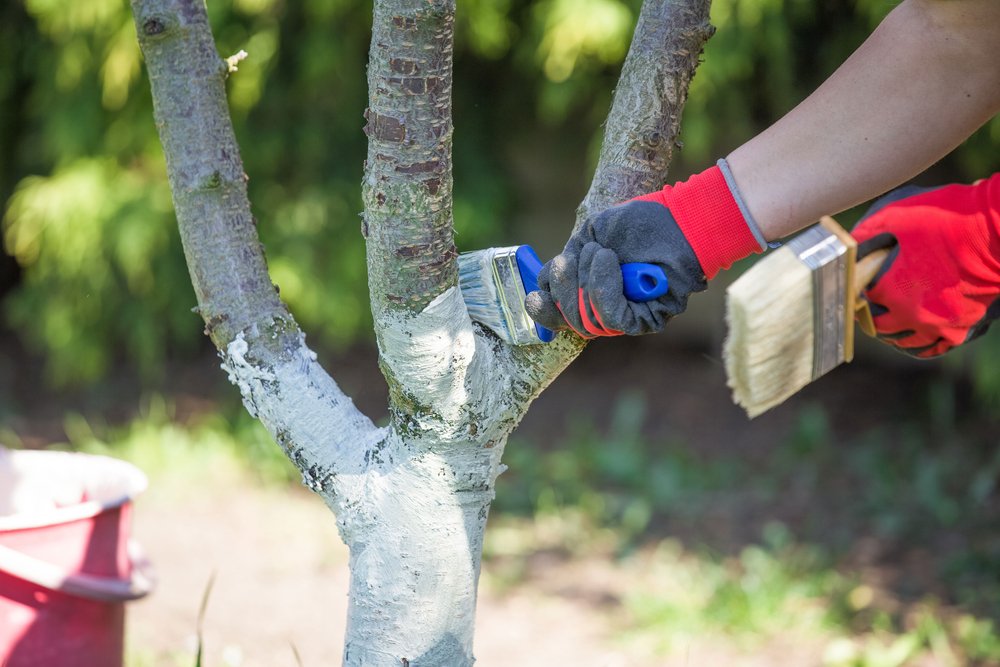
[[129, 0, 714, 663]]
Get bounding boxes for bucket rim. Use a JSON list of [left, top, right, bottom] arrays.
[[0, 450, 148, 532]]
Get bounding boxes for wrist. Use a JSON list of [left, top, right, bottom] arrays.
[[635, 160, 766, 279]]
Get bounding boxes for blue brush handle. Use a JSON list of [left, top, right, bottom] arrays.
[[515, 246, 556, 343], [515, 246, 669, 343], [621, 262, 669, 301]]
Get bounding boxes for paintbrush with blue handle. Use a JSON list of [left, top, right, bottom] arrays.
[[458, 245, 668, 345]]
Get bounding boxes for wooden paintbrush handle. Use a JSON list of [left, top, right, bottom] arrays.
[[853, 248, 890, 337], [855, 248, 890, 292]]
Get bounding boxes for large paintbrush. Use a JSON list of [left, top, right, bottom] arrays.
[[724, 217, 888, 417]]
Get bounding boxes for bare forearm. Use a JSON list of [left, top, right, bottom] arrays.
[[727, 0, 1000, 240]]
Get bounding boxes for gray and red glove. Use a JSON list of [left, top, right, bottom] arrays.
[[526, 159, 767, 337], [852, 173, 1000, 358]]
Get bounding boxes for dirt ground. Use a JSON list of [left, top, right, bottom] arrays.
[[128, 476, 830, 667], [128, 480, 644, 667]]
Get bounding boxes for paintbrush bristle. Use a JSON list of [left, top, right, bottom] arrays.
[[724, 246, 816, 418], [458, 248, 512, 341]]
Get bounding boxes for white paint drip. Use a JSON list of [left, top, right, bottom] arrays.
[[225, 49, 249, 73], [223, 333, 262, 417]]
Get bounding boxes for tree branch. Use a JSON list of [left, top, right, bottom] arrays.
[[362, 0, 457, 315], [362, 0, 473, 433], [579, 0, 715, 222], [132, 0, 279, 346], [130, 0, 377, 485], [514, 0, 715, 389]]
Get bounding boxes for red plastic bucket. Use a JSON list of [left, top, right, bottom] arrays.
[[0, 448, 154, 667]]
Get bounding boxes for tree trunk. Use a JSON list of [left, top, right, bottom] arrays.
[[129, 0, 714, 663]]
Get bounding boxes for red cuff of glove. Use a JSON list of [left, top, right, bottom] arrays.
[[634, 165, 763, 279]]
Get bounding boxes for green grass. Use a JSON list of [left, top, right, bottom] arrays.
[[42, 394, 301, 491], [622, 526, 853, 650], [496, 391, 745, 547], [492, 389, 1000, 665]]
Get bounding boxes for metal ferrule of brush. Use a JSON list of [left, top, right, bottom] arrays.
[[786, 224, 850, 380], [486, 246, 545, 345]]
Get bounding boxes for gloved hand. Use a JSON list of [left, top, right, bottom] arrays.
[[852, 173, 1000, 358], [525, 159, 767, 337]]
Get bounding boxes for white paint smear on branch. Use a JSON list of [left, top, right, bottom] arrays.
[[377, 287, 479, 423], [223, 329, 378, 483]]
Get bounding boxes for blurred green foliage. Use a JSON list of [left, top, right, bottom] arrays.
[[1, 0, 998, 386], [38, 393, 300, 488], [497, 388, 1000, 613]]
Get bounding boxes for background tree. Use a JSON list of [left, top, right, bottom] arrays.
[[127, 0, 711, 660]]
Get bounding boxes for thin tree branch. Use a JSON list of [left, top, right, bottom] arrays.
[[362, 0, 457, 315], [132, 0, 280, 347], [579, 0, 715, 222], [130, 0, 377, 484], [513, 0, 715, 389]]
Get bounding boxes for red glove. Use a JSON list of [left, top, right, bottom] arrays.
[[527, 160, 767, 338], [632, 162, 768, 281], [851, 174, 1000, 358]]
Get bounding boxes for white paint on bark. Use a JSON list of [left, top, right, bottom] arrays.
[[218, 295, 517, 667], [376, 287, 512, 437], [222, 329, 377, 488], [377, 287, 475, 416], [336, 287, 532, 665], [343, 432, 485, 666]]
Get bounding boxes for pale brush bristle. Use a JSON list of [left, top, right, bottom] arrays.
[[457, 249, 511, 341], [724, 247, 815, 418]]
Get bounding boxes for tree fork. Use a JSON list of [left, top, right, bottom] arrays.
[[130, 0, 376, 500], [130, 0, 716, 662]]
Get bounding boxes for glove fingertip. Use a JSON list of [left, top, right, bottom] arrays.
[[577, 242, 602, 274], [525, 290, 567, 330], [589, 248, 625, 296], [592, 246, 622, 270], [535, 262, 552, 290], [549, 253, 578, 283], [584, 249, 627, 330]]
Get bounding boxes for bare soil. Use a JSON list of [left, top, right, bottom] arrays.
[[128, 481, 653, 666], [128, 478, 831, 667]]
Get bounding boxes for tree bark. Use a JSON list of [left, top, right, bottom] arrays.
[[130, 0, 376, 539], [580, 0, 715, 223], [517, 0, 715, 388], [362, 0, 457, 315], [130, 0, 715, 663]]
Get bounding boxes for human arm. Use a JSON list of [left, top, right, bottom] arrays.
[[527, 0, 1000, 338], [728, 0, 1000, 240]]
